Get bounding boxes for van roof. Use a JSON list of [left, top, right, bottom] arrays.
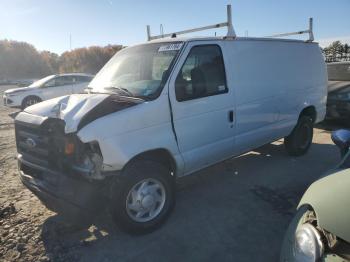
[[148, 36, 318, 45]]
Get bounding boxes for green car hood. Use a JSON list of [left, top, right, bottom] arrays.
[[298, 168, 350, 242]]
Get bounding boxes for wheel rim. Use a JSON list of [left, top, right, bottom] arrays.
[[125, 178, 166, 222], [26, 98, 38, 107], [298, 123, 311, 149]]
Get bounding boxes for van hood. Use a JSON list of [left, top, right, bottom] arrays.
[[20, 93, 144, 133]]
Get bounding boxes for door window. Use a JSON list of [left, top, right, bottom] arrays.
[[44, 76, 73, 87], [175, 45, 227, 101], [76, 75, 93, 83], [58, 76, 74, 86]]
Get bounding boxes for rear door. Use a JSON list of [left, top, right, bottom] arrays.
[[168, 42, 235, 175]]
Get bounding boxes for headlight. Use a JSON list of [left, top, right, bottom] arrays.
[[5, 93, 17, 97], [294, 223, 324, 261]]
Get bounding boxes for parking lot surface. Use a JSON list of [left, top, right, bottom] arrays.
[[0, 85, 342, 261]]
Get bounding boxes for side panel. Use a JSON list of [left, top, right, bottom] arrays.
[[41, 84, 72, 100], [72, 82, 88, 94], [230, 40, 327, 154]]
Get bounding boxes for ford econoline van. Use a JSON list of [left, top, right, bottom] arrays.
[[15, 7, 327, 233]]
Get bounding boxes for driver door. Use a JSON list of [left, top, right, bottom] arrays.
[[168, 42, 235, 175]]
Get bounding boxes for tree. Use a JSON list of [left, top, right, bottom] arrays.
[[0, 40, 124, 79], [322, 41, 350, 62], [59, 45, 123, 74]]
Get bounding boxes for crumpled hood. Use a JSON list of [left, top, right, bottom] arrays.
[[23, 93, 109, 133], [5, 86, 36, 94], [19, 93, 144, 133]]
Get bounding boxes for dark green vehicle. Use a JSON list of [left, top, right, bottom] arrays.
[[280, 129, 350, 262]]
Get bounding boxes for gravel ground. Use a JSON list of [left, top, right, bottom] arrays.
[[0, 85, 344, 261]]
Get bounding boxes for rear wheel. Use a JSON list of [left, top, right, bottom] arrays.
[[285, 116, 313, 156], [21, 96, 41, 110], [110, 160, 175, 234]]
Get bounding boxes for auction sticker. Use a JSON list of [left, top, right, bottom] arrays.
[[158, 43, 183, 52]]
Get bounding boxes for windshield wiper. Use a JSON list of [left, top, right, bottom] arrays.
[[104, 86, 134, 97]]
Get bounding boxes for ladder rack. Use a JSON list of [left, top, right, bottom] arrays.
[[265, 18, 314, 42], [146, 5, 236, 41], [146, 5, 314, 42]]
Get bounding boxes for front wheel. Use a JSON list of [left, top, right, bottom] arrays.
[[21, 96, 41, 110], [110, 160, 175, 234], [284, 116, 313, 156]]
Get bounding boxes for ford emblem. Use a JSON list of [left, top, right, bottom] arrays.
[[25, 138, 37, 149]]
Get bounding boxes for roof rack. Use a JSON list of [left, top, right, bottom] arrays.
[[146, 5, 236, 41], [265, 18, 314, 42]]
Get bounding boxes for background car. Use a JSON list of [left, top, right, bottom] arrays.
[[326, 61, 350, 121], [3, 73, 94, 109]]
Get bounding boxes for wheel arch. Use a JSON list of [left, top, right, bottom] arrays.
[[123, 148, 177, 177], [299, 105, 317, 123]]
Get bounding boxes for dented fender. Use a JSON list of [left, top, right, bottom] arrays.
[[77, 94, 184, 174], [298, 168, 350, 242]]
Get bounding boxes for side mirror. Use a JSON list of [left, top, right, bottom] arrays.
[[331, 129, 350, 157]]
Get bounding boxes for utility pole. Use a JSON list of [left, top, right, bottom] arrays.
[[69, 34, 72, 50]]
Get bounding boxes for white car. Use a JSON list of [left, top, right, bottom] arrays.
[[3, 73, 93, 109], [14, 8, 327, 234]]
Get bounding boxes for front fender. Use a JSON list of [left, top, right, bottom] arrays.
[[298, 168, 350, 242], [77, 95, 184, 174]]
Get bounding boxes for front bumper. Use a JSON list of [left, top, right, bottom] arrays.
[[18, 154, 109, 218], [3, 95, 21, 107]]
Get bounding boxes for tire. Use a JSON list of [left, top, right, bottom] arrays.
[[109, 160, 175, 234], [21, 96, 41, 110], [284, 115, 313, 156]]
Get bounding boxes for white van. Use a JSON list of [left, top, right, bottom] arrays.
[[15, 7, 327, 233]]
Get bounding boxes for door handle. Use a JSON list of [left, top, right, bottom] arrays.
[[228, 110, 234, 123]]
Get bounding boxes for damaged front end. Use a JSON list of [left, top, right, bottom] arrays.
[[16, 117, 109, 179], [16, 117, 111, 218], [15, 93, 143, 219]]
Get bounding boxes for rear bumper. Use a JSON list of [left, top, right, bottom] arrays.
[[18, 155, 109, 218]]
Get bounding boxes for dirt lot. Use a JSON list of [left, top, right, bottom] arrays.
[[0, 85, 343, 261]]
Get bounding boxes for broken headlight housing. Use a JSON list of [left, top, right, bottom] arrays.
[[72, 142, 104, 180], [293, 223, 324, 261]]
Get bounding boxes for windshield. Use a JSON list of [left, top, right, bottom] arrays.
[[328, 63, 350, 81], [88, 42, 183, 99], [29, 75, 56, 88]]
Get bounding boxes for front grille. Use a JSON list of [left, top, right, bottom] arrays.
[[15, 121, 50, 167]]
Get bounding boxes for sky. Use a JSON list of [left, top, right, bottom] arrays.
[[1, 0, 350, 54]]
